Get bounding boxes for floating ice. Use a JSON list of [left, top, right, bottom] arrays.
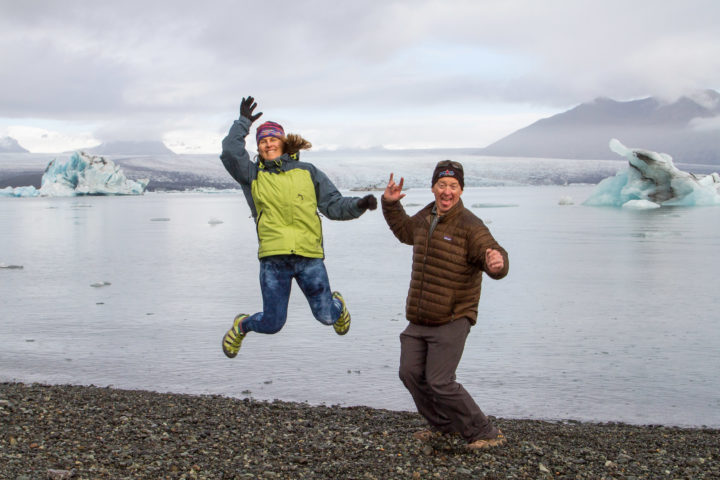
[[43, 151, 149, 196], [583, 139, 720, 208], [0, 186, 40, 197], [558, 196, 575, 205], [0, 263, 24, 269], [471, 203, 519, 208], [0, 151, 149, 197], [90, 281, 112, 288], [622, 199, 661, 210]]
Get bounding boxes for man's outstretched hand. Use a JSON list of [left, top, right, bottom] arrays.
[[382, 173, 406, 202], [240, 96, 263, 123]]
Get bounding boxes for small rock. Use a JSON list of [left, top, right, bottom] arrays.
[[47, 470, 75, 479], [617, 453, 632, 463]]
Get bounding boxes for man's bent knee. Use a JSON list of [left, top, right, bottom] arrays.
[[399, 365, 422, 385], [426, 379, 461, 397]]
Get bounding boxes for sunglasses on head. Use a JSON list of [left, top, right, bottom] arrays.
[[436, 159, 463, 171]]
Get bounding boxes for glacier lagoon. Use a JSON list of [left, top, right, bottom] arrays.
[[1, 179, 719, 428]]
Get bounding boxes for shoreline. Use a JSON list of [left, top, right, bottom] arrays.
[[1, 382, 718, 479]]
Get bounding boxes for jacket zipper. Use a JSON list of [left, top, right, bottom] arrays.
[[416, 211, 440, 322]]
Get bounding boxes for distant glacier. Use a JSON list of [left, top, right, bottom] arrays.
[[0, 149, 634, 193], [3, 146, 720, 195]]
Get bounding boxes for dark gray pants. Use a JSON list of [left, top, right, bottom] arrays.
[[399, 318, 498, 443]]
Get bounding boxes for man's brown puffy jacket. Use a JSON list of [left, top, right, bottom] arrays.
[[382, 197, 509, 326]]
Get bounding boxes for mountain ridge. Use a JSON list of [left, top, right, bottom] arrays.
[[482, 89, 720, 164], [3, 90, 720, 163], [0, 136, 29, 153]]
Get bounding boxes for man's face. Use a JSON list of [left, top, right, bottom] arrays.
[[431, 177, 463, 214], [258, 136, 284, 161]]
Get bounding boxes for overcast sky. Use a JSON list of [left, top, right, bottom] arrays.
[[1, 0, 719, 153]]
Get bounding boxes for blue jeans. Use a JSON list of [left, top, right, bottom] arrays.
[[241, 255, 342, 334]]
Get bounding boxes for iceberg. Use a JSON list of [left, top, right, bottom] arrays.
[[0, 151, 148, 197], [583, 139, 720, 208], [1, 185, 40, 197]]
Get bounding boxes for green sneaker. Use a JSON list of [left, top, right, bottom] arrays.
[[332, 291, 351, 335], [222, 314, 248, 358]]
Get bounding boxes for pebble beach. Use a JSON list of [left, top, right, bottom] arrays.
[[1, 382, 718, 479]]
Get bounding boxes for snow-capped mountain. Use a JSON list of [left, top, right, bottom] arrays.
[[0, 136, 29, 153], [482, 89, 720, 164]]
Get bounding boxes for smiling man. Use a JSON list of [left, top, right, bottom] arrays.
[[381, 160, 510, 450]]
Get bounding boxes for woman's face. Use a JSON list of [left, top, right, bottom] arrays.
[[258, 136, 284, 161]]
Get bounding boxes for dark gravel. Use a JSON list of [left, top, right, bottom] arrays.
[[1, 382, 718, 479]]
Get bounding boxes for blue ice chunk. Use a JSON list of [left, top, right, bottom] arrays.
[[2, 151, 148, 197], [0, 186, 40, 197], [39, 151, 149, 196], [584, 139, 720, 208]]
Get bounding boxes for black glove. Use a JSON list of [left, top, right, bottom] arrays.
[[357, 194, 378, 211], [240, 96, 263, 123]]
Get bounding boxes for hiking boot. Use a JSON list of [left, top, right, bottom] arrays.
[[222, 314, 248, 358], [332, 291, 351, 335], [413, 430, 440, 442], [413, 429, 458, 442], [466, 430, 506, 450]]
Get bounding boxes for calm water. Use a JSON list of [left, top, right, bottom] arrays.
[[1, 185, 719, 427]]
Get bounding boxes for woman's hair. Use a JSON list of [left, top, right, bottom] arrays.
[[283, 134, 312, 156]]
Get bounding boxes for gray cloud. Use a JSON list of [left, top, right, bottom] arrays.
[[1, 0, 719, 147]]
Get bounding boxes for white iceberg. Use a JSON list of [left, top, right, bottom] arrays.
[[621, 199, 661, 210], [0, 185, 40, 197], [0, 151, 149, 197], [583, 139, 720, 208]]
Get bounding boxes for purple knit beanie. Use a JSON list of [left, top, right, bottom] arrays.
[[256, 121, 285, 143]]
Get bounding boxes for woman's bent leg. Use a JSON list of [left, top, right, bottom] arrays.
[[294, 258, 340, 325], [242, 256, 293, 334]]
